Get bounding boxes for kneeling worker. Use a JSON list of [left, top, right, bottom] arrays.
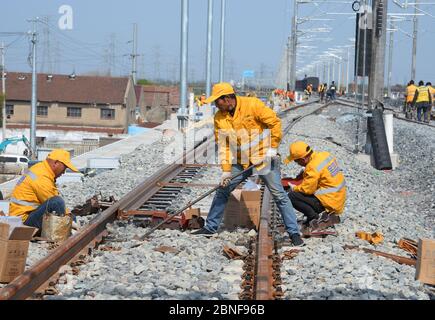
[[9, 149, 79, 231], [192, 82, 303, 246], [284, 141, 346, 228]]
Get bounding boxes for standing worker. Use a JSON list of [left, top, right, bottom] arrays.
[[192, 82, 303, 246], [412, 80, 432, 123], [283, 141, 346, 230], [319, 83, 326, 103], [9, 149, 78, 232], [405, 80, 417, 119], [426, 82, 434, 123], [329, 81, 337, 100]]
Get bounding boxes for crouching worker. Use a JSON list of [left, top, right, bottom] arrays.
[[192, 82, 303, 246], [9, 149, 79, 232], [283, 141, 346, 231]]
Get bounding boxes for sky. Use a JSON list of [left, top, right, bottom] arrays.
[[1, 0, 434, 87]]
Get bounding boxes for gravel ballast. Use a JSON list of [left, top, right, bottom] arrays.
[[2, 103, 432, 299]]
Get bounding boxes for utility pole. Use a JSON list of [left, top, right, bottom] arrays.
[[1, 42, 6, 140], [178, 0, 189, 130], [30, 23, 37, 153], [346, 46, 350, 94], [331, 57, 335, 82], [219, 0, 226, 82], [286, 36, 291, 91], [289, 0, 298, 90], [337, 57, 342, 92], [411, 0, 418, 80], [387, 21, 394, 97], [368, 0, 388, 108], [131, 23, 138, 85], [205, 0, 213, 98]]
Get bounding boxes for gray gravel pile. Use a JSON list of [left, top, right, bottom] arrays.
[[58, 138, 174, 209], [49, 222, 250, 300], [278, 103, 433, 300]]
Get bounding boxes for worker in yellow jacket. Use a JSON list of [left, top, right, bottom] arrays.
[[192, 82, 303, 246], [405, 80, 417, 119], [412, 80, 432, 123], [284, 141, 346, 228], [9, 149, 79, 231], [426, 82, 434, 122]]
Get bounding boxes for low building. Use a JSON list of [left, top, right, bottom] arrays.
[[1, 72, 136, 136], [139, 85, 180, 123]]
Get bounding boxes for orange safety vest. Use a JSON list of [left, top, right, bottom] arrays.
[[406, 84, 417, 103]]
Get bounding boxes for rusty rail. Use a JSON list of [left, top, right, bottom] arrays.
[[253, 100, 332, 300], [255, 188, 274, 299], [1, 99, 330, 300], [343, 245, 417, 266], [0, 136, 213, 300]]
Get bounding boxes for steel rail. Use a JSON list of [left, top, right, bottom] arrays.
[[254, 99, 332, 300], [0, 98, 327, 300], [335, 98, 435, 128], [0, 136, 213, 300]]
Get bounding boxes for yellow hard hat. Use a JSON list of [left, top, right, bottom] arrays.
[[283, 141, 312, 164], [47, 149, 79, 172], [203, 82, 235, 104]]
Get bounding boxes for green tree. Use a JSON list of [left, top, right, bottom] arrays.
[[137, 79, 154, 85]]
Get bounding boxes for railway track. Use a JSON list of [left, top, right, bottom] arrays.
[[335, 98, 435, 129], [0, 99, 330, 300], [248, 99, 333, 300]]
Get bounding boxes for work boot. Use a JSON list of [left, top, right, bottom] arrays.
[[191, 227, 215, 237], [289, 233, 305, 247]]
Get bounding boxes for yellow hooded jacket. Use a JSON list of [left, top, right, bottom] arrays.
[[214, 96, 282, 172], [9, 160, 62, 222], [293, 151, 346, 214]]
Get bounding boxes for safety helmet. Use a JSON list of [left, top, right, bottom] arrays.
[[283, 141, 312, 164]]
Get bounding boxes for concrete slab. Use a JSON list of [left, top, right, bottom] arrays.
[[356, 152, 399, 170]]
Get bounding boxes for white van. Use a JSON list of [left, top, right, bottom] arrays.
[[0, 154, 29, 174]]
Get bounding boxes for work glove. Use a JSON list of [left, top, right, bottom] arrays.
[[266, 148, 278, 158], [220, 171, 232, 187]]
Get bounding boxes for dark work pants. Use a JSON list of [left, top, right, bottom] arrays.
[[416, 102, 429, 122], [288, 191, 325, 222]]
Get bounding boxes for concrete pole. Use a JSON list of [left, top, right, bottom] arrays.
[[132, 23, 138, 85], [387, 22, 394, 98], [411, 0, 418, 80], [179, 0, 189, 117], [286, 36, 291, 90], [205, 0, 213, 97], [338, 57, 342, 93], [346, 46, 350, 94], [331, 58, 335, 83], [219, 0, 226, 82], [1, 42, 6, 141], [368, 0, 388, 108], [327, 61, 330, 85], [289, 0, 298, 91], [30, 27, 37, 153]]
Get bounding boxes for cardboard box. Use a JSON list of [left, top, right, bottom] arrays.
[[184, 208, 201, 220], [0, 223, 37, 283], [223, 189, 261, 230], [415, 238, 435, 285]]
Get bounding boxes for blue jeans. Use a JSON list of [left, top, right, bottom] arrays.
[[416, 103, 429, 122], [24, 196, 67, 230], [204, 160, 300, 235]]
